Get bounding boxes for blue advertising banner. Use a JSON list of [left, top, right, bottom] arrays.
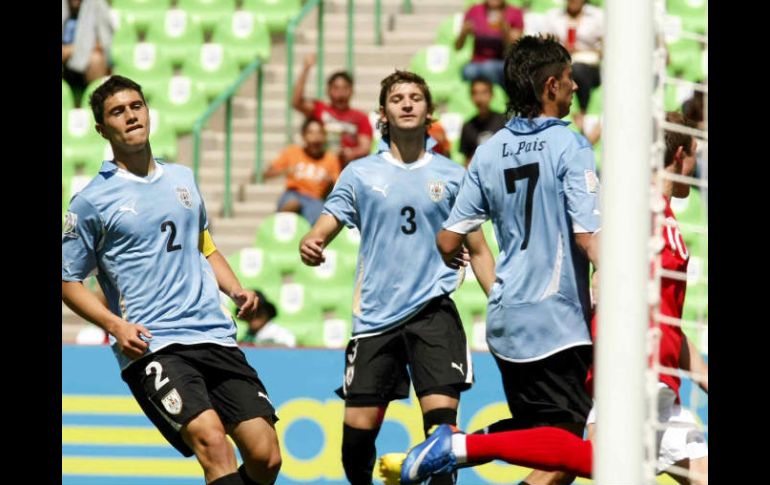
[[63, 345, 707, 485]]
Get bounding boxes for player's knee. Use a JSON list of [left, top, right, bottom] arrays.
[[422, 407, 457, 437], [190, 428, 231, 462]]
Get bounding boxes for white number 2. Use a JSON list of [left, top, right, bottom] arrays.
[[145, 361, 170, 391]]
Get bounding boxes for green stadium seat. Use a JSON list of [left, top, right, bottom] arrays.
[[254, 212, 312, 274], [226, 247, 282, 290], [271, 282, 325, 346], [409, 45, 464, 103], [62, 109, 105, 172], [326, 226, 361, 272], [146, 10, 205, 70], [109, 23, 139, 68], [184, 43, 241, 101], [528, 0, 563, 14], [212, 10, 272, 69], [147, 108, 179, 161], [62, 80, 75, 111], [111, 0, 173, 32], [435, 14, 473, 66], [666, 0, 707, 34], [242, 0, 301, 33], [151, 75, 208, 135], [177, 0, 237, 34], [112, 43, 174, 103]]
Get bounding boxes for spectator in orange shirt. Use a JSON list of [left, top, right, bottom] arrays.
[[264, 118, 342, 224]]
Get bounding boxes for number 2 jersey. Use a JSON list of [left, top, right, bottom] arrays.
[[443, 117, 601, 362], [322, 138, 466, 337], [62, 160, 236, 371]]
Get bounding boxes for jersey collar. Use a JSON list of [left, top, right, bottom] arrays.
[[377, 136, 437, 170]]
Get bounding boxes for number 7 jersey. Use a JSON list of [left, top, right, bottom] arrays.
[[443, 117, 601, 362], [62, 160, 236, 371]]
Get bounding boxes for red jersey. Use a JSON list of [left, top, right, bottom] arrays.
[[585, 196, 689, 400], [312, 100, 373, 163]]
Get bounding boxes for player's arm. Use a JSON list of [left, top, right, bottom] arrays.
[[299, 214, 344, 266], [680, 334, 708, 393], [199, 229, 258, 319], [292, 53, 317, 118], [465, 229, 495, 296], [574, 232, 600, 269], [62, 281, 152, 359]]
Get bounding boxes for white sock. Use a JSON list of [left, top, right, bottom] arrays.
[[451, 433, 467, 464]]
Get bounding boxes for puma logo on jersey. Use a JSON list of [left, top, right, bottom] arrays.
[[118, 201, 138, 215], [258, 391, 273, 405], [371, 184, 389, 197], [451, 362, 464, 376]]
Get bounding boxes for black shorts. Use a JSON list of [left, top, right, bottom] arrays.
[[121, 343, 277, 457], [494, 345, 593, 431], [336, 295, 472, 407]]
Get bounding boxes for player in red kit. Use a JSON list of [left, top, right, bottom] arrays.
[[399, 112, 708, 485]]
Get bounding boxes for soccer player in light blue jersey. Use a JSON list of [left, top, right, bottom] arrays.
[[405, 35, 601, 485], [61, 76, 281, 485], [299, 71, 495, 485]]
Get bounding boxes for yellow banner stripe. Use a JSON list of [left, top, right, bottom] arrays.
[[62, 426, 167, 445], [62, 395, 141, 415], [62, 456, 202, 477]]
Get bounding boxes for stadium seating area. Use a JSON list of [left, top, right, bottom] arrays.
[[63, 0, 707, 350]]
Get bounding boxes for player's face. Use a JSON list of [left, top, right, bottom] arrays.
[[554, 66, 577, 118], [381, 82, 429, 133], [672, 138, 698, 198], [327, 78, 352, 109], [97, 89, 150, 151], [471, 82, 493, 111], [303, 121, 326, 158]]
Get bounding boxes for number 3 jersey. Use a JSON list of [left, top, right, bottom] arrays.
[[322, 138, 466, 337], [62, 160, 236, 370], [443, 117, 601, 362]]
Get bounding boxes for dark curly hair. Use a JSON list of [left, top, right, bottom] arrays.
[[503, 35, 572, 119]]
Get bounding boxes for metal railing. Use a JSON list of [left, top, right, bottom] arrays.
[[192, 58, 264, 218]]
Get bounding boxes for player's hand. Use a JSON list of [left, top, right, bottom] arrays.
[[300, 236, 326, 266], [231, 289, 259, 319], [445, 247, 470, 269], [303, 53, 316, 71], [112, 321, 152, 360]]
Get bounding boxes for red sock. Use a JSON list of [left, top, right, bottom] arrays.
[[466, 427, 593, 478]]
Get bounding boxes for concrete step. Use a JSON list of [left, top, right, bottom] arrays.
[[232, 200, 279, 219], [209, 217, 261, 239]]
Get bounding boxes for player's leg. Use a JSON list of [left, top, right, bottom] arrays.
[[337, 330, 410, 485], [202, 345, 282, 485], [494, 346, 593, 485], [227, 417, 282, 485], [121, 346, 242, 484], [406, 296, 472, 485], [656, 392, 708, 485], [182, 410, 240, 483], [276, 190, 303, 214]]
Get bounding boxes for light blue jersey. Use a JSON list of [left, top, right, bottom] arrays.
[[62, 161, 236, 370], [443, 117, 600, 361], [323, 138, 466, 336]]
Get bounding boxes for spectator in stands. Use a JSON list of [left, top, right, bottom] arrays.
[[459, 77, 507, 166], [399, 109, 709, 485], [237, 290, 296, 347], [263, 118, 342, 224], [292, 54, 373, 167], [62, 0, 113, 94], [542, 0, 604, 132], [62, 75, 282, 485], [455, 0, 524, 87]]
